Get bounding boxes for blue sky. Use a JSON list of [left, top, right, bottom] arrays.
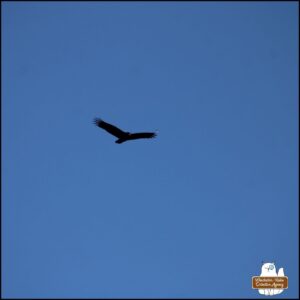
[[2, 2, 298, 298]]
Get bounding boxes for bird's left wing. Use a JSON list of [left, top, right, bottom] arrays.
[[94, 118, 126, 138]]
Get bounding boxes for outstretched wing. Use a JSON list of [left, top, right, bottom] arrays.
[[94, 118, 126, 138], [277, 268, 285, 277], [129, 132, 157, 140]]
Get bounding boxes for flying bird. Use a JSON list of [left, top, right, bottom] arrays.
[[94, 118, 157, 144]]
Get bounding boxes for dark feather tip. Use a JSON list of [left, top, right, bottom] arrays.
[[93, 118, 101, 124]]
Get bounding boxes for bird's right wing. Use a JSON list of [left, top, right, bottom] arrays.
[[129, 132, 157, 140], [94, 118, 126, 138], [277, 268, 285, 277]]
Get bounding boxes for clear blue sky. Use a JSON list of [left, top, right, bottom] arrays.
[[2, 2, 298, 298]]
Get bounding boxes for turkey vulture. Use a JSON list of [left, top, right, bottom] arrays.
[[94, 118, 157, 144]]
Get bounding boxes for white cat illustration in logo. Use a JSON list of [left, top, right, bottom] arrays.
[[259, 262, 284, 296]]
